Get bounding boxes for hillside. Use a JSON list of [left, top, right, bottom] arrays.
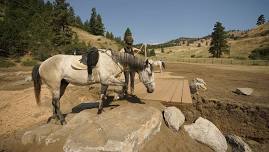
[[72, 27, 122, 51], [153, 23, 269, 60]]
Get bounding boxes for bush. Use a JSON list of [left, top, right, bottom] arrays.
[[234, 56, 247, 60], [248, 47, 269, 60], [161, 48, 164, 53], [0, 59, 16, 68], [191, 54, 195, 58], [22, 59, 38, 66]]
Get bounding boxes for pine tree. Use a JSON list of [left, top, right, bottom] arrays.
[[257, 14, 265, 26], [110, 32, 114, 39], [209, 22, 229, 58], [95, 14, 105, 35], [83, 20, 90, 32], [89, 8, 97, 34], [124, 27, 132, 42], [51, 0, 73, 47], [87, 8, 105, 36], [105, 31, 109, 38]]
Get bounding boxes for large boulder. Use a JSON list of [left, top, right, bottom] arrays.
[[226, 135, 252, 152], [163, 106, 185, 131], [21, 104, 162, 152], [235, 88, 253, 96], [184, 117, 227, 152]]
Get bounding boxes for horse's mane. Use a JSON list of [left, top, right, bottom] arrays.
[[110, 50, 145, 70]]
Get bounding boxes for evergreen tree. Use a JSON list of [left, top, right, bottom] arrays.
[[105, 31, 109, 38], [51, 0, 73, 47], [89, 8, 97, 34], [110, 32, 114, 39], [95, 14, 105, 35], [87, 8, 105, 36], [83, 20, 90, 32], [257, 14, 265, 26], [124, 27, 132, 42], [209, 22, 229, 58]]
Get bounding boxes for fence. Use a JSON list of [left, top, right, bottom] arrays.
[[169, 58, 269, 66]]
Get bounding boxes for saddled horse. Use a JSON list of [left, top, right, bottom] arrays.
[[32, 49, 155, 125], [152, 60, 165, 73]]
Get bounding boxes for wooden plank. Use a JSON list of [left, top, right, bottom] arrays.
[[134, 82, 148, 99], [143, 79, 177, 102], [181, 80, 192, 103], [170, 80, 183, 103]]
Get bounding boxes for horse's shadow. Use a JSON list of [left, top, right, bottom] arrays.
[[71, 96, 118, 113], [125, 94, 145, 104], [71, 95, 144, 113]]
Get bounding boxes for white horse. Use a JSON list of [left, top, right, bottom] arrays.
[[152, 60, 165, 73], [32, 49, 155, 125]]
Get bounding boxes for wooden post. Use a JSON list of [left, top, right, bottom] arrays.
[[144, 44, 147, 58]]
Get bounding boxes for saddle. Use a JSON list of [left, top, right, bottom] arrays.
[[71, 55, 88, 70], [71, 47, 99, 70]]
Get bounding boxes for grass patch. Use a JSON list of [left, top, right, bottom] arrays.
[[233, 56, 247, 60], [22, 59, 38, 66], [248, 47, 269, 60], [0, 58, 16, 68]]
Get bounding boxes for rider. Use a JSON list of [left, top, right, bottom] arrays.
[[120, 33, 140, 95]]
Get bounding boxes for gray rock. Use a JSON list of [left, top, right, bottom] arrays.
[[21, 104, 162, 152], [24, 76, 32, 82], [164, 106, 185, 131], [235, 88, 253, 96], [184, 117, 227, 152], [226, 135, 252, 152]]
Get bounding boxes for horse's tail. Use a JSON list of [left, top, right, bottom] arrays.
[[161, 61, 165, 69], [32, 64, 42, 106]]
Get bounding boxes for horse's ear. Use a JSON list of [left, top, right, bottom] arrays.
[[145, 59, 149, 65]]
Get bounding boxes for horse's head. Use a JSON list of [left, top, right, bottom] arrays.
[[138, 59, 155, 93]]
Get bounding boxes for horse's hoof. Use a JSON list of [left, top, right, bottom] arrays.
[[60, 120, 67, 125], [47, 115, 57, 124], [97, 109, 105, 114]]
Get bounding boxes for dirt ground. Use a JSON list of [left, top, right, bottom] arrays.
[[0, 62, 269, 152]]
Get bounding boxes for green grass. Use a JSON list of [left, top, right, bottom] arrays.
[[0, 58, 16, 68], [22, 59, 38, 66]]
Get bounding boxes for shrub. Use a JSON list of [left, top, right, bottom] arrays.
[[234, 56, 247, 60], [161, 48, 164, 53], [248, 47, 269, 60], [0, 59, 16, 68], [22, 59, 38, 66], [191, 54, 195, 58]]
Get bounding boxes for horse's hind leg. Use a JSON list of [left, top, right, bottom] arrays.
[[60, 79, 69, 98], [48, 80, 68, 125], [98, 84, 108, 114], [51, 93, 66, 125]]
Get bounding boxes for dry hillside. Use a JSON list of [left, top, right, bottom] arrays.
[[154, 23, 269, 60], [72, 27, 122, 51]]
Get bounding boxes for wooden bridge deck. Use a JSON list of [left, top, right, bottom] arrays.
[[135, 77, 192, 104]]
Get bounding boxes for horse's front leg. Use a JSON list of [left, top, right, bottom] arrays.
[[102, 76, 127, 100], [97, 84, 108, 114]]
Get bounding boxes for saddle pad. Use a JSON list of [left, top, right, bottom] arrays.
[[71, 56, 87, 70]]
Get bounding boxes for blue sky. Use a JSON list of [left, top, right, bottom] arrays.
[[66, 0, 269, 44]]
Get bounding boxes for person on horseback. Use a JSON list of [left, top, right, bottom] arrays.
[[120, 29, 140, 95]]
